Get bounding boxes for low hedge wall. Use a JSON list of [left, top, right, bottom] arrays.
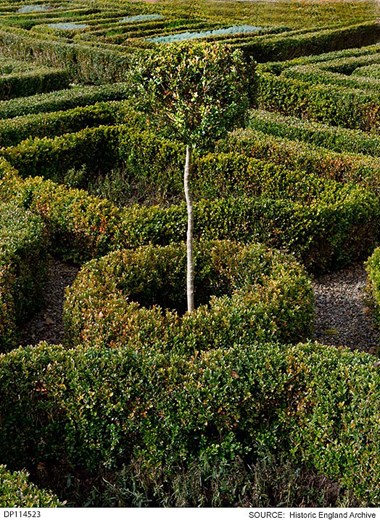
[[0, 100, 144, 147], [255, 69, 380, 131], [64, 240, 313, 351], [237, 22, 380, 62], [282, 64, 380, 93], [256, 43, 380, 76], [220, 128, 380, 190], [248, 109, 380, 157], [4, 120, 380, 202], [0, 200, 47, 352], [353, 64, 380, 79], [0, 340, 379, 505], [0, 67, 70, 100], [1, 172, 378, 273], [0, 465, 62, 507], [0, 27, 149, 84], [0, 81, 131, 119]]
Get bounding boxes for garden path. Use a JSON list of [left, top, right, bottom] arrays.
[[19, 258, 79, 346], [312, 262, 380, 353]]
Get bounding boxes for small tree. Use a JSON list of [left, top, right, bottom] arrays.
[[131, 42, 253, 312]]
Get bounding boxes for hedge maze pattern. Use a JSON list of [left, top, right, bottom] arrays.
[[1, 0, 380, 508]]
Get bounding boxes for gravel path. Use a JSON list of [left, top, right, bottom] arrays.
[[19, 258, 79, 346], [312, 262, 380, 353]]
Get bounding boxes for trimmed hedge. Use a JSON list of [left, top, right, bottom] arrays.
[[1, 172, 378, 273], [248, 109, 380, 157], [0, 81, 131, 119], [220, 128, 380, 190], [0, 27, 149, 84], [282, 64, 380, 93], [0, 67, 70, 100], [236, 22, 380, 62], [255, 69, 380, 131], [0, 340, 379, 504], [353, 64, 380, 79], [0, 100, 145, 147], [0, 465, 62, 507], [0, 197, 47, 352], [64, 240, 313, 351], [4, 120, 380, 203]]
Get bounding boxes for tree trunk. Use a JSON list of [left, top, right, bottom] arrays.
[[184, 144, 194, 313]]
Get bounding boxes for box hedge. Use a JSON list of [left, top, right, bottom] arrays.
[[0, 465, 62, 507], [248, 109, 380, 157], [220, 128, 380, 191], [0, 81, 131, 119], [255, 69, 380, 131], [0, 199, 47, 352], [0, 340, 379, 504], [0, 66, 70, 100], [64, 240, 313, 351], [1, 171, 378, 273]]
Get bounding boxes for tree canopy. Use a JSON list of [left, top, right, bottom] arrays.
[[131, 41, 253, 150]]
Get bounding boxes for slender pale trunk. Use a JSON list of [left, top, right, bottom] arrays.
[[184, 144, 194, 313]]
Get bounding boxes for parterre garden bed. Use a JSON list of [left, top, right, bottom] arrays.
[[1, 0, 380, 508]]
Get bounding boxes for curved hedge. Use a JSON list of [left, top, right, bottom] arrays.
[[1, 172, 378, 273], [0, 201, 47, 352], [64, 240, 313, 351], [0, 340, 379, 505], [0, 465, 62, 507]]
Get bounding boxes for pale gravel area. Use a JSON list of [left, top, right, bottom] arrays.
[[312, 262, 380, 353], [19, 258, 79, 346]]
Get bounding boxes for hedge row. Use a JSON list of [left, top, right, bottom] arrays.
[[353, 64, 380, 79], [282, 64, 380, 94], [248, 109, 380, 157], [0, 100, 146, 147], [64, 240, 313, 351], [236, 22, 380, 62], [220, 128, 380, 190], [0, 27, 149, 84], [0, 122, 356, 205], [0, 81, 133, 120], [255, 69, 380, 131], [256, 42, 380, 75], [0, 198, 47, 352], [1, 170, 378, 273], [0, 66, 70, 100], [0, 465, 62, 507], [0, 340, 379, 505]]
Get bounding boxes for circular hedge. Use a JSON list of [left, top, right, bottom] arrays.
[[64, 240, 313, 353]]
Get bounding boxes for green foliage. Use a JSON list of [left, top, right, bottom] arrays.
[[0, 465, 62, 507], [0, 340, 378, 505], [365, 248, 380, 325], [130, 41, 252, 149], [0, 100, 145, 147], [0, 200, 47, 352], [0, 66, 70, 100], [220, 128, 380, 192], [238, 22, 380, 62], [0, 81, 132, 119], [248, 109, 380, 157], [64, 240, 313, 351], [1, 172, 378, 272]]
